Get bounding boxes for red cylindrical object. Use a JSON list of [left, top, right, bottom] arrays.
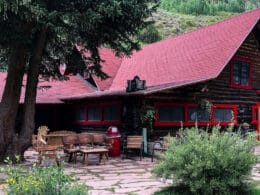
[[106, 126, 121, 157]]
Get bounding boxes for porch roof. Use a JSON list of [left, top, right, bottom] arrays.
[[0, 73, 94, 104]]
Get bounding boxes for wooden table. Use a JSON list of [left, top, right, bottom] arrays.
[[80, 148, 109, 165]]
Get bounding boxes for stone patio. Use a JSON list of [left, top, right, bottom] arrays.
[[1, 146, 260, 195], [0, 148, 170, 195]]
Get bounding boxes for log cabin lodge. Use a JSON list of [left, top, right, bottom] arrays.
[[1, 8, 260, 141]]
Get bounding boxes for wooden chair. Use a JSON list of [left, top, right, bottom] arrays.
[[62, 134, 80, 163], [92, 133, 105, 145], [151, 136, 171, 162], [37, 125, 49, 144], [78, 133, 93, 148], [122, 135, 144, 160], [92, 133, 112, 149], [31, 134, 59, 165]]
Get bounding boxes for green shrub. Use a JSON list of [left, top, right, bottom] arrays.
[[137, 23, 162, 44], [1, 157, 87, 195], [153, 125, 257, 194]]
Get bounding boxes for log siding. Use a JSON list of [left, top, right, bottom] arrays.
[[142, 32, 260, 138]]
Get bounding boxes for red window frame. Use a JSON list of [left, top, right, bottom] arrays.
[[252, 104, 259, 125], [154, 103, 186, 126], [154, 103, 238, 126], [74, 102, 122, 125], [86, 104, 102, 125], [230, 56, 252, 89], [185, 104, 212, 126]]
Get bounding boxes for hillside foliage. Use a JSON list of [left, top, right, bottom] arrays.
[[160, 0, 260, 15]]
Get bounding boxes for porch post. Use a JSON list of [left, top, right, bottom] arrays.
[[256, 104, 260, 141]]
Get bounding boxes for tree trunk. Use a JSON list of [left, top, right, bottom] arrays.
[[18, 28, 47, 159], [0, 46, 27, 162]]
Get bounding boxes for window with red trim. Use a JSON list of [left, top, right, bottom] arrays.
[[73, 102, 121, 125], [187, 106, 210, 122], [159, 105, 184, 122], [87, 107, 101, 121], [230, 56, 252, 89], [103, 105, 120, 121], [75, 107, 85, 121], [155, 103, 237, 126]]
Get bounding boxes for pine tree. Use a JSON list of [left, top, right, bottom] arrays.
[[0, 0, 158, 162]]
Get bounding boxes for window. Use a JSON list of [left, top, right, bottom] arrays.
[[75, 107, 85, 121], [188, 107, 210, 122], [214, 108, 233, 122], [159, 106, 184, 122], [230, 56, 252, 89], [103, 105, 120, 121], [155, 103, 237, 126], [87, 107, 100, 121], [73, 102, 121, 125]]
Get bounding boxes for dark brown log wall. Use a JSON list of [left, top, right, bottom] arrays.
[[143, 32, 260, 139]]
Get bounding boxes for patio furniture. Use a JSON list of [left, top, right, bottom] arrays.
[[31, 134, 60, 165], [61, 133, 112, 163], [45, 130, 76, 147], [78, 133, 94, 148], [151, 136, 171, 162], [92, 133, 112, 149], [62, 134, 80, 163], [122, 135, 144, 160], [80, 148, 109, 165], [36, 125, 49, 144]]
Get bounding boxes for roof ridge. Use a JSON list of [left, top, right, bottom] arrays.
[[107, 57, 124, 91], [76, 74, 98, 91]]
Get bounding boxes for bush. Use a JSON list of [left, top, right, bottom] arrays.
[[153, 125, 257, 194], [1, 157, 87, 195], [137, 23, 162, 44]]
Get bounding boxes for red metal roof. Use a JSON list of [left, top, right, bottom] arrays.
[[75, 46, 123, 91], [0, 73, 94, 104], [63, 8, 260, 100], [1, 8, 260, 103], [110, 8, 260, 91]]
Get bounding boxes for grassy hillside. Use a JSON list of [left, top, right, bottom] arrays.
[[138, 1, 260, 43], [150, 9, 232, 39]]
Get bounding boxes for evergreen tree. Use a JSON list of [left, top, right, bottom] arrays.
[[0, 0, 158, 162]]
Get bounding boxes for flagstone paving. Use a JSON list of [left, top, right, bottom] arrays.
[[1, 146, 260, 195], [0, 148, 170, 195]]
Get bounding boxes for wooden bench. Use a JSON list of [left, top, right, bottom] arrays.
[[122, 135, 144, 160]]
